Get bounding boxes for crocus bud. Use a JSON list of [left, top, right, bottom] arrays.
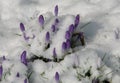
[[92, 78, 100, 83], [39, 15, 44, 27], [54, 5, 58, 16], [46, 32, 50, 42], [51, 25, 56, 32], [66, 39, 71, 49], [24, 78, 27, 83], [20, 23, 25, 32], [0, 65, 3, 80], [55, 18, 59, 25], [62, 42, 67, 50], [53, 48, 57, 58], [2, 56, 6, 60], [65, 31, 71, 40], [69, 24, 74, 33], [74, 14, 80, 28], [55, 72, 60, 83], [21, 51, 27, 66], [16, 72, 20, 77]]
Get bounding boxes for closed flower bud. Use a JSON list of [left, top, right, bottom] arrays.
[[54, 5, 58, 16], [74, 14, 80, 28], [20, 23, 25, 32], [65, 31, 71, 40], [21, 51, 27, 66], [46, 32, 50, 42], [55, 72, 60, 83], [39, 15, 44, 27]]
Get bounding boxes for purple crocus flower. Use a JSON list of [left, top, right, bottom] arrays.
[[74, 14, 80, 28], [69, 24, 74, 33], [62, 42, 67, 50], [39, 15, 44, 27], [46, 32, 50, 42], [53, 48, 57, 58], [21, 51, 27, 66], [0, 65, 3, 80], [20, 23, 25, 32], [2, 56, 6, 60], [65, 31, 71, 39], [54, 5, 58, 16], [66, 39, 71, 49], [55, 72, 60, 83], [24, 78, 27, 83], [16, 72, 20, 77], [92, 78, 100, 83], [54, 18, 59, 25], [51, 25, 56, 32]]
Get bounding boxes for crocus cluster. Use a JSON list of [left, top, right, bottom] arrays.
[[61, 14, 80, 51]]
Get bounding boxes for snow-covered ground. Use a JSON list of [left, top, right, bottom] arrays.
[[0, 0, 120, 83]]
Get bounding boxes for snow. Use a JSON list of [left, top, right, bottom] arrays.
[[0, 0, 120, 83]]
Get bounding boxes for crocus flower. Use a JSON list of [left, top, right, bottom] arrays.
[[65, 31, 71, 39], [39, 15, 44, 27], [55, 18, 59, 25], [51, 25, 56, 32], [46, 32, 50, 42], [74, 14, 80, 28], [2, 56, 6, 60], [69, 24, 74, 33], [21, 51, 27, 66], [24, 78, 27, 83], [92, 78, 100, 83], [53, 48, 57, 58], [62, 42, 67, 50], [0, 65, 3, 80], [55, 72, 60, 83], [54, 5, 58, 16], [16, 72, 20, 77], [66, 39, 71, 49], [20, 23, 25, 32]]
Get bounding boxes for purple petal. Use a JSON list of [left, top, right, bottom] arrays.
[[39, 15, 44, 27], [21, 51, 27, 66], [46, 32, 50, 42], [20, 23, 25, 32], [69, 24, 74, 33], [24, 78, 27, 83], [54, 5, 58, 16], [51, 25, 56, 32], [0, 65, 3, 80], [53, 48, 57, 58], [65, 31, 71, 40], [66, 39, 71, 49], [74, 14, 80, 28], [16, 72, 20, 77], [55, 72, 59, 82], [62, 42, 67, 50]]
